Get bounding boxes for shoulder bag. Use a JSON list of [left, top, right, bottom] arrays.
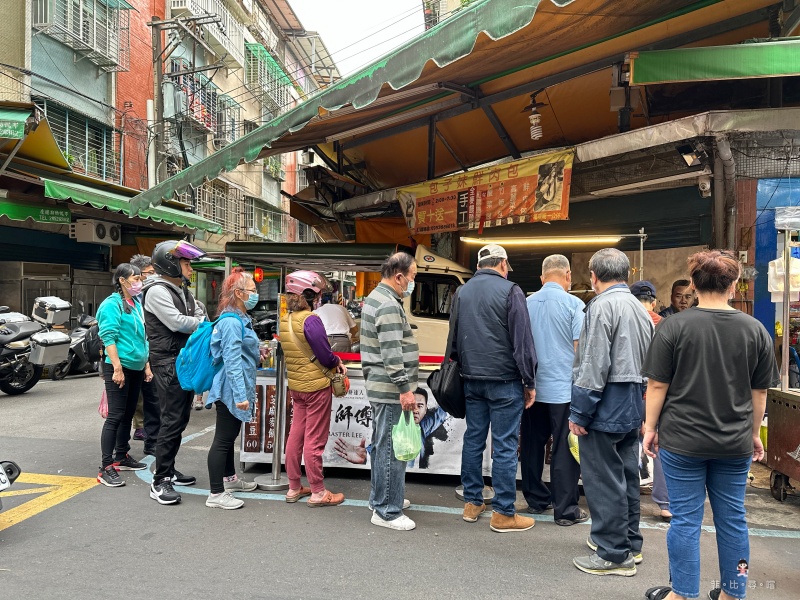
[[426, 289, 465, 419], [287, 313, 349, 397]]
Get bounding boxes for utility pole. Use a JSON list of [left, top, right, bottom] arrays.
[[151, 16, 167, 185]]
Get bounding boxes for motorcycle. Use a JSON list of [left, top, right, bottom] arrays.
[[0, 461, 22, 512], [0, 298, 72, 396], [50, 302, 101, 381]]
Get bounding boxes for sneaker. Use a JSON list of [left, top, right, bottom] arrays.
[[112, 454, 146, 471], [368, 498, 411, 510], [587, 536, 642, 564], [171, 469, 196, 486], [555, 509, 590, 526], [572, 552, 636, 576], [526, 503, 552, 514], [206, 491, 244, 510], [708, 589, 721, 600], [370, 512, 416, 531], [224, 477, 258, 492], [132, 428, 147, 441], [193, 396, 204, 411], [463, 502, 486, 522], [97, 465, 125, 487], [150, 479, 181, 505], [489, 512, 535, 533]]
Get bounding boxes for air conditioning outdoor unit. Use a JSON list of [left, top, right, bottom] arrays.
[[69, 219, 121, 246], [300, 150, 315, 165]]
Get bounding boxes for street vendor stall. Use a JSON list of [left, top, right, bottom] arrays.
[[765, 207, 800, 501]]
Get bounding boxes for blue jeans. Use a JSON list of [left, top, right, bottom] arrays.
[[660, 449, 752, 599], [369, 402, 407, 521], [461, 379, 524, 517]]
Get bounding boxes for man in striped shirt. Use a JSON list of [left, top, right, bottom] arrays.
[[361, 252, 420, 531]]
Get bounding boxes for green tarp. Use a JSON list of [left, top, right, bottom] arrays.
[[43, 179, 222, 233], [130, 0, 576, 216], [630, 39, 800, 85], [0, 108, 30, 139]]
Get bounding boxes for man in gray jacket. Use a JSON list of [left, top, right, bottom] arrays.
[[569, 248, 653, 576], [142, 240, 206, 505]]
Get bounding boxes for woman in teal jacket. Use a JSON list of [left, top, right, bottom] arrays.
[[96, 263, 152, 487]]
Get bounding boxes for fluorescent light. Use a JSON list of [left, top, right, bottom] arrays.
[[588, 168, 711, 197], [324, 97, 463, 143], [460, 236, 624, 246]]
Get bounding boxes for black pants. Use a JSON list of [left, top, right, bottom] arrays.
[[152, 362, 193, 483], [100, 363, 144, 468], [579, 428, 642, 564], [207, 401, 242, 494], [520, 402, 582, 520], [141, 379, 161, 452]]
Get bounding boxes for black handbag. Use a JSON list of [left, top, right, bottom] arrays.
[[426, 290, 465, 419]]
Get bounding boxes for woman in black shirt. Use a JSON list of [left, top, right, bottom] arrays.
[[641, 250, 779, 600]]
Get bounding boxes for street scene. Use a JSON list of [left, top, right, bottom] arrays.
[[2, 1, 800, 599]]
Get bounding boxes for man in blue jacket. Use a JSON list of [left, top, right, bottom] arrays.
[[569, 248, 653, 576]]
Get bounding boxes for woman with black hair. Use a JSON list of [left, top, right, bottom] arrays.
[[95, 263, 153, 487]]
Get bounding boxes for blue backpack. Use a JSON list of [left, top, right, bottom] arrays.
[[176, 313, 245, 394]]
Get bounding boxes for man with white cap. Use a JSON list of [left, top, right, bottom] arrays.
[[450, 243, 538, 532]]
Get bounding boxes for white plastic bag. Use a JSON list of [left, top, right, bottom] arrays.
[[768, 255, 800, 302]]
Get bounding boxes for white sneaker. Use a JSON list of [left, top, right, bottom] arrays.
[[223, 478, 258, 492], [368, 498, 411, 510], [206, 491, 244, 510], [371, 512, 416, 531]]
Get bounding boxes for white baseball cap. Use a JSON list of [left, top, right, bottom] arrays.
[[477, 243, 513, 271]]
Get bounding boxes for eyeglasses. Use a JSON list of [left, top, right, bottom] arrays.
[[238, 288, 257, 294]]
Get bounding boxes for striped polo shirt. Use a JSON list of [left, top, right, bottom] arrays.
[[360, 282, 419, 403]]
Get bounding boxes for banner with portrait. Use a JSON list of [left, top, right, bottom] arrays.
[[398, 149, 574, 235]]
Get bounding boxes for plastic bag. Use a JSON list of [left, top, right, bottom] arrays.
[[98, 389, 108, 419], [568, 432, 580, 464], [392, 410, 422, 461]]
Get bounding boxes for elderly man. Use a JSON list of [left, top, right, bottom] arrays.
[[570, 248, 653, 576], [658, 279, 694, 318], [451, 244, 537, 532], [361, 252, 419, 531], [522, 255, 587, 526]]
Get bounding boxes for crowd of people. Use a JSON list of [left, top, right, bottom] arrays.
[[93, 240, 778, 600]]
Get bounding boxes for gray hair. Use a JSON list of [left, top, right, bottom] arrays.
[[380, 252, 415, 279], [542, 254, 570, 276], [130, 254, 152, 270], [588, 248, 629, 283]]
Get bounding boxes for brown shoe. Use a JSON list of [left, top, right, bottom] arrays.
[[490, 512, 535, 533], [463, 502, 486, 522]]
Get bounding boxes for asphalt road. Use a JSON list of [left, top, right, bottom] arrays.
[[1, 375, 799, 600]]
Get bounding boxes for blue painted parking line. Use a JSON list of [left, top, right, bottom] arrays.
[[134, 427, 800, 538]]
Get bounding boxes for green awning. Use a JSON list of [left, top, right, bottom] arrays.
[[630, 39, 800, 85], [43, 179, 222, 233], [0, 108, 30, 139], [101, 0, 135, 9], [131, 0, 576, 216]]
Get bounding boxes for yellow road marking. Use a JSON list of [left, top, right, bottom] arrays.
[[0, 473, 97, 532], [0, 486, 59, 497]]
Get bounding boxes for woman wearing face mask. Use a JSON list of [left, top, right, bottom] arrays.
[[204, 268, 261, 509], [95, 263, 152, 487], [281, 270, 347, 506]]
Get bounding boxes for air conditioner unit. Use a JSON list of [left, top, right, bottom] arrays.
[[213, 137, 230, 149], [69, 219, 121, 246], [300, 150, 315, 165]]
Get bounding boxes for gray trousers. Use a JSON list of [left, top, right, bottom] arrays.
[[328, 335, 351, 353], [578, 428, 643, 564]]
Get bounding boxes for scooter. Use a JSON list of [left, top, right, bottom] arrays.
[[0, 300, 71, 396], [50, 302, 101, 380], [0, 461, 21, 511]]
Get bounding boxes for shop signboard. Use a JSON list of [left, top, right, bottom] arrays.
[[241, 371, 491, 476], [0, 201, 71, 224], [398, 149, 574, 235]]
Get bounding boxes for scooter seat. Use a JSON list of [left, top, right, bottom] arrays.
[[0, 321, 44, 343]]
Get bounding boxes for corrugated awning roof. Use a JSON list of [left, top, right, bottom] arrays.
[[131, 0, 776, 217]]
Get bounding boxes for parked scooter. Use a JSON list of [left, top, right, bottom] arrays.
[[50, 302, 101, 380], [0, 298, 72, 396], [0, 461, 22, 511]]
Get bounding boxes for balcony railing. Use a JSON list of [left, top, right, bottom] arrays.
[[171, 0, 245, 69]]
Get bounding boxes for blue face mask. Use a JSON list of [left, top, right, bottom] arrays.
[[401, 275, 415, 298], [244, 292, 259, 310]]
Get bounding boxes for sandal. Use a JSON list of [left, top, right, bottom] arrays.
[[645, 586, 672, 600], [285, 487, 312, 503], [307, 490, 345, 507]]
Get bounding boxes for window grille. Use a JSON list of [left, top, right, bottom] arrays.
[[35, 98, 120, 182], [215, 95, 241, 144], [245, 43, 291, 117], [33, 0, 131, 72], [171, 58, 220, 132], [193, 180, 243, 237]]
